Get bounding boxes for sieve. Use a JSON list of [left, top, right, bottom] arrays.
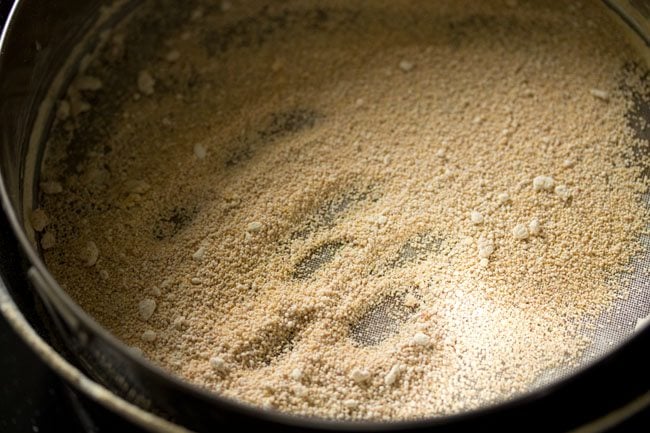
[[1, 0, 650, 432]]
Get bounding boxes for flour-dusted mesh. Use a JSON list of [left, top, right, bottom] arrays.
[[534, 228, 650, 388], [37, 0, 650, 421]]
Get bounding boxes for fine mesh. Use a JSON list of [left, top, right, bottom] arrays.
[[32, 0, 650, 415]]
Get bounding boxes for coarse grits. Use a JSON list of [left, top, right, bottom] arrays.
[[36, 0, 650, 421]]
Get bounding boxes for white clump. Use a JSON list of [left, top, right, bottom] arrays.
[[192, 246, 206, 261], [497, 192, 510, 204], [399, 60, 414, 72], [130, 346, 144, 357], [56, 100, 71, 121], [165, 50, 180, 62], [590, 88, 609, 101], [412, 332, 431, 346], [343, 399, 359, 409], [469, 211, 484, 225], [40, 181, 63, 194], [141, 330, 157, 342], [555, 185, 572, 201], [374, 215, 388, 225], [190, 7, 204, 20], [562, 159, 575, 168], [532, 175, 555, 191], [209, 356, 228, 372], [384, 364, 402, 386], [138, 298, 157, 321], [41, 232, 56, 250], [294, 384, 309, 397], [477, 236, 495, 259], [247, 221, 263, 232], [137, 70, 155, 95], [125, 179, 150, 194], [528, 218, 542, 236], [403, 293, 419, 308], [194, 143, 207, 159], [436, 148, 446, 159], [74, 75, 103, 91], [635, 314, 650, 331], [172, 316, 186, 330], [30, 209, 49, 232], [81, 241, 99, 267], [350, 367, 371, 384], [512, 224, 530, 240], [290, 368, 303, 381]]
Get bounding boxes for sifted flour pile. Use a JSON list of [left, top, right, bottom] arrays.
[[36, 0, 650, 421]]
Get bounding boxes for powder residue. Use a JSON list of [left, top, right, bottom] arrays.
[[38, 0, 650, 421]]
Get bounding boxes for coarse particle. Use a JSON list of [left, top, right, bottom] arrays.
[[532, 176, 555, 191], [172, 316, 187, 330], [99, 269, 109, 280], [194, 143, 207, 159], [469, 211, 484, 225], [192, 246, 206, 261], [294, 384, 308, 397], [81, 241, 99, 267], [590, 88, 610, 101], [247, 221, 263, 232], [30, 208, 49, 232], [40, 232, 56, 250], [384, 364, 402, 386], [138, 298, 156, 321], [403, 293, 419, 308], [190, 7, 204, 21], [209, 355, 228, 372], [290, 368, 303, 380], [137, 70, 155, 95], [343, 399, 359, 409], [512, 224, 529, 240], [399, 60, 414, 72], [528, 218, 541, 236], [74, 75, 103, 91], [141, 330, 157, 342], [165, 50, 180, 62], [221, 1, 232, 12], [555, 185, 572, 201], [350, 367, 371, 384], [191, 277, 202, 285], [412, 332, 430, 346], [40, 181, 63, 194], [562, 159, 575, 168], [56, 100, 70, 121], [374, 215, 388, 225], [497, 192, 510, 204], [125, 179, 151, 194], [477, 236, 495, 259]]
